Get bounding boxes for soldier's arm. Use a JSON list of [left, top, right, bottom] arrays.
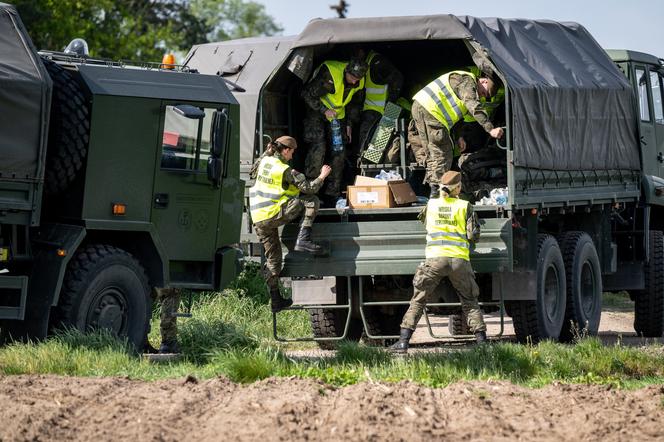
[[454, 74, 494, 133], [370, 55, 404, 102], [346, 90, 365, 124], [466, 204, 481, 242], [284, 167, 325, 195], [301, 66, 335, 115], [249, 152, 267, 180]]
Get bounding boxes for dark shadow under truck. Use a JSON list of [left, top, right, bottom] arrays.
[[0, 3, 243, 347], [185, 15, 664, 346]]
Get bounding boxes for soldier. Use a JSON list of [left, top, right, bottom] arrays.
[[412, 70, 504, 196], [391, 171, 487, 353], [357, 50, 404, 152], [152, 287, 182, 353], [301, 58, 367, 206], [249, 136, 332, 312]]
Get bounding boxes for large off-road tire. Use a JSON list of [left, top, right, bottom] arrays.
[[633, 230, 664, 337], [42, 57, 90, 194], [309, 277, 362, 350], [361, 306, 408, 347], [557, 232, 602, 341], [507, 234, 566, 343], [52, 244, 151, 349]]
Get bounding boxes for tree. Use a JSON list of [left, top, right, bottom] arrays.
[[11, 0, 282, 62]]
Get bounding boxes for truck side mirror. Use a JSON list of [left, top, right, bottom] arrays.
[[173, 104, 205, 119], [207, 156, 222, 187], [211, 108, 230, 157]]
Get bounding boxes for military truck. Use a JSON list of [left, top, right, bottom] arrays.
[[0, 3, 243, 348], [186, 15, 664, 345]]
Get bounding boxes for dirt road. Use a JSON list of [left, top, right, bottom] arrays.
[[1, 375, 663, 441]]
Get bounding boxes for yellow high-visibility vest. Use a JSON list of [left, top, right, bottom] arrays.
[[464, 88, 505, 122], [315, 60, 365, 121], [249, 156, 299, 223], [424, 196, 470, 261], [363, 51, 388, 114], [413, 70, 476, 129]]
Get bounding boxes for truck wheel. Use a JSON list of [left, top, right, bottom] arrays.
[[633, 230, 664, 337], [360, 306, 408, 347], [448, 312, 471, 335], [508, 234, 566, 343], [557, 232, 602, 341], [52, 244, 151, 349], [42, 58, 90, 194], [309, 277, 362, 350]]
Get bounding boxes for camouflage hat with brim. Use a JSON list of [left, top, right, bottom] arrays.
[[346, 59, 368, 78], [275, 135, 298, 150]]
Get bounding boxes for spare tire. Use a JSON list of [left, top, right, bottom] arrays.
[[41, 57, 90, 194]]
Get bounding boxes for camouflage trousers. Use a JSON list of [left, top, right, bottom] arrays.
[[401, 257, 486, 333], [411, 101, 454, 184], [303, 110, 348, 198], [152, 287, 182, 344], [254, 195, 320, 290], [407, 118, 427, 166]]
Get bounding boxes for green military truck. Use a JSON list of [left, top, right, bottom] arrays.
[[186, 15, 664, 345], [0, 3, 243, 348]]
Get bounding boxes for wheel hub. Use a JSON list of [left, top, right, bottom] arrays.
[[89, 290, 127, 334]]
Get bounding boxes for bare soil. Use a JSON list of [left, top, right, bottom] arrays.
[[1, 375, 663, 441]]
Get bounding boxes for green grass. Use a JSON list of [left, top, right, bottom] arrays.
[[602, 291, 635, 311], [0, 262, 663, 388]]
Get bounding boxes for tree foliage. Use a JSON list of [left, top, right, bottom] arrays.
[[11, 0, 282, 62]]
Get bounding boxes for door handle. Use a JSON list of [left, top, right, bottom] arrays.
[[154, 193, 169, 209], [641, 136, 648, 146], [658, 152, 664, 163]]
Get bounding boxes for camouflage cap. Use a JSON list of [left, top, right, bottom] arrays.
[[345, 58, 368, 78], [274, 135, 298, 150], [441, 171, 462, 186]]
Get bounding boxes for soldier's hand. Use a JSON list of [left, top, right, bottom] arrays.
[[324, 109, 337, 120], [319, 165, 332, 180], [458, 137, 467, 153], [489, 127, 504, 139], [346, 126, 352, 143]]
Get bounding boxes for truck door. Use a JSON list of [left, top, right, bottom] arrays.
[[151, 103, 228, 264], [635, 65, 660, 177], [648, 67, 664, 178]]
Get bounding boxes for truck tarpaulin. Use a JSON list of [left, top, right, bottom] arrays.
[[292, 15, 640, 172], [0, 3, 51, 181]]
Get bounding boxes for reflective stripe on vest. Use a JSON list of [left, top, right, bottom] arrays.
[[363, 51, 388, 114], [413, 70, 475, 129], [317, 60, 365, 121], [424, 196, 470, 260], [248, 156, 299, 223]]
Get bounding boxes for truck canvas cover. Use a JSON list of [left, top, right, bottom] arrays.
[[292, 15, 639, 172], [185, 36, 295, 167], [0, 3, 51, 181]]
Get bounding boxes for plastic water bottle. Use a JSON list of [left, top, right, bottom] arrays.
[[330, 119, 343, 153]]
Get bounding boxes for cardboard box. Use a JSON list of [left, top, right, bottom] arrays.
[[347, 176, 417, 209]]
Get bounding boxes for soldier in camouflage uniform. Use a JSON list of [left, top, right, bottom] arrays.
[[249, 136, 332, 312], [412, 71, 504, 196], [151, 287, 182, 353], [301, 58, 367, 205], [391, 171, 486, 353]]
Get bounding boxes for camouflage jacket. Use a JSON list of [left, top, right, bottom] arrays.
[[449, 73, 494, 133]]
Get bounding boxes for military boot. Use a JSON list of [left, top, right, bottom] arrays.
[[270, 288, 293, 313], [294, 226, 324, 254], [475, 330, 487, 344], [429, 184, 440, 199], [159, 340, 180, 354], [389, 328, 414, 354]]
